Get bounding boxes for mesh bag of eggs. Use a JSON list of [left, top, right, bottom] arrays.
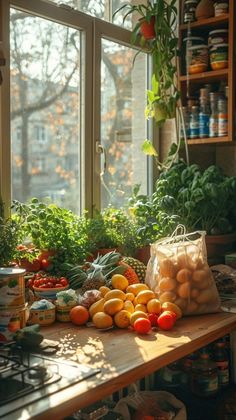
[[145, 229, 221, 316]]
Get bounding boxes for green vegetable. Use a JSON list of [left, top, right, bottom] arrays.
[[13, 324, 44, 347]]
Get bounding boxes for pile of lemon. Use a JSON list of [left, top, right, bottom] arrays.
[[89, 274, 182, 330]]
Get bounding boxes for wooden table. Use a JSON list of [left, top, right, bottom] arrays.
[[6, 312, 236, 420]]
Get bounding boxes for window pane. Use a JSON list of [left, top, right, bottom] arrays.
[[10, 9, 81, 213], [101, 39, 148, 209], [48, 0, 132, 28]]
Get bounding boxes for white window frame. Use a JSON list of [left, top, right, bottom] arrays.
[[0, 0, 158, 215]]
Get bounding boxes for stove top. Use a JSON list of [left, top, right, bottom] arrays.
[[0, 342, 100, 418]]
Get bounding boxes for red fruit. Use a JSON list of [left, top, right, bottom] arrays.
[[157, 311, 176, 331], [40, 258, 51, 270], [140, 16, 156, 40], [148, 313, 158, 327], [45, 282, 54, 288], [60, 278, 68, 287], [133, 318, 151, 334], [55, 283, 63, 288]]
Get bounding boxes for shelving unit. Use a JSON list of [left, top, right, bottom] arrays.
[[178, 0, 235, 145]]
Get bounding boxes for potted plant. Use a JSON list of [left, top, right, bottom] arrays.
[[12, 198, 92, 275], [113, 0, 180, 127]]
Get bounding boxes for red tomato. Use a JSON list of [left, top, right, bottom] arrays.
[[40, 258, 51, 270], [157, 311, 176, 331], [39, 283, 47, 288], [33, 279, 40, 287], [60, 278, 68, 287], [55, 283, 63, 288], [148, 313, 158, 327], [27, 279, 34, 288], [46, 282, 54, 289], [39, 278, 46, 285], [133, 318, 151, 334]]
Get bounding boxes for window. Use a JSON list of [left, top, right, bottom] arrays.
[[0, 0, 152, 215]]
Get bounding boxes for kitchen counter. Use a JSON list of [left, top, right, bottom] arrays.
[[5, 312, 236, 420]]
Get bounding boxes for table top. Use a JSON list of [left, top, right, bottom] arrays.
[[7, 311, 236, 420]]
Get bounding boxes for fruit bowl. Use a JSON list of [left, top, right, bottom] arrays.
[[33, 285, 69, 300]]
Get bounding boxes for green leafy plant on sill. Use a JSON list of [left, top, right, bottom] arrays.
[[12, 198, 91, 273]]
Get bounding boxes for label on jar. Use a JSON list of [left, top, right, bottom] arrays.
[[199, 113, 209, 138], [218, 113, 228, 136], [209, 117, 218, 137], [214, 3, 229, 16]]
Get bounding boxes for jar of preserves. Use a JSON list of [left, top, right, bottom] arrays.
[[214, 1, 229, 16], [210, 43, 228, 70], [213, 341, 230, 388], [184, 0, 198, 23], [188, 44, 209, 74], [191, 350, 218, 397], [208, 29, 228, 47]]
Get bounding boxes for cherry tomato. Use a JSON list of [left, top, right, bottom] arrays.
[[50, 277, 57, 284], [39, 283, 47, 288], [148, 313, 158, 327], [55, 283, 63, 288], [46, 282, 54, 288], [133, 318, 151, 334], [60, 278, 68, 286], [27, 279, 34, 288], [157, 311, 176, 331], [33, 279, 40, 287], [39, 278, 46, 285], [40, 258, 51, 270]]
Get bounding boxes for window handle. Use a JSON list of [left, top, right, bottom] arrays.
[[96, 141, 107, 173]]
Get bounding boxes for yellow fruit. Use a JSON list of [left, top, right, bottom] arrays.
[[159, 258, 176, 278], [126, 283, 149, 296], [147, 298, 161, 314], [125, 292, 135, 302], [136, 290, 155, 305], [103, 298, 124, 316], [104, 289, 126, 301], [92, 312, 113, 329], [130, 310, 148, 326], [89, 298, 105, 318], [135, 304, 147, 313], [123, 300, 135, 313], [99, 286, 111, 296], [161, 302, 182, 319], [159, 291, 176, 304], [111, 274, 129, 291], [114, 310, 131, 328]]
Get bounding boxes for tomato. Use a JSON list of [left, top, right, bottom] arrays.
[[39, 278, 46, 285], [40, 258, 51, 270], [33, 279, 40, 287], [50, 277, 57, 284], [27, 279, 34, 288], [46, 282, 54, 289], [55, 283, 63, 288], [60, 278, 68, 287], [133, 318, 151, 334], [148, 313, 158, 327], [39, 283, 47, 288], [157, 311, 176, 331]]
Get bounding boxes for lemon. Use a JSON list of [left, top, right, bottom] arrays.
[[111, 274, 129, 291]]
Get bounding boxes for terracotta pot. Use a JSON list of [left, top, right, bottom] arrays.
[[205, 232, 236, 258], [140, 16, 155, 40], [135, 245, 151, 266]]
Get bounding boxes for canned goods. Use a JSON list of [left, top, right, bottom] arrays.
[[210, 43, 228, 70], [208, 29, 228, 47], [188, 45, 209, 74], [184, 0, 198, 23], [0, 267, 26, 307], [0, 304, 27, 342], [214, 1, 229, 16]]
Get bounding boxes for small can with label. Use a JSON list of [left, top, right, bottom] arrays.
[[189, 106, 200, 139], [218, 98, 228, 136]]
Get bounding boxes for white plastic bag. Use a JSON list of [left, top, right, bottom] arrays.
[[145, 226, 221, 316], [114, 384, 187, 420]]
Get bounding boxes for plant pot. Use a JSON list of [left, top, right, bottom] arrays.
[[140, 16, 155, 40], [205, 232, 236, 258], [135, 245, 150, 266]]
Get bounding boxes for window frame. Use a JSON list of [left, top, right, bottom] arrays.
[[0, 0, 158, 215]]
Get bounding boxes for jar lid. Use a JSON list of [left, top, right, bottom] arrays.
[[0, 267, 26, 276], [209, 29, 229, 35], [210, 43, 229, 49], [183, 36, 204, 42], [189, 44, 208, 50]]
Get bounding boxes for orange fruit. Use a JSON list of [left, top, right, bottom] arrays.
[[70, 305, 89, 326]]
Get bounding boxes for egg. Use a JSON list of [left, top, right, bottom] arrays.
[[174, 297, 188, 311], [192, 268, 210, 283], [193, 277, 212, 290], [191, 288, 200, 299], [185, 301, 198, 314], [196, 289, 213, 304], [176, 268, 192, 283], [159, 258, 176, 278], [159, 291, 176, 304], [159, 277, 177, 292], [177, 282, 191, 299]]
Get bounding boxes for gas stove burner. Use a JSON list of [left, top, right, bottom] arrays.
[[28, 365, 50, 381]]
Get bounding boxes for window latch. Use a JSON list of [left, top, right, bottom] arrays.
[[96, 141, 107, 173]]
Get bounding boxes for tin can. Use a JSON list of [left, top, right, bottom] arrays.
[[0, 304, 27, 342], [0, 267, 26, 307]]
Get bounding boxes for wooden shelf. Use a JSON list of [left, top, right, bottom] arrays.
[[188, 136, 229, 145], [180, 69, 228, 83], [180, 14, 229, 31]]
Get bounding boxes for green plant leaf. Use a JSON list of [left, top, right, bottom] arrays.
[[141, 140, 158, 157]]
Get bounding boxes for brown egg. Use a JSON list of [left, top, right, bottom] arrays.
[[159, 291, 176, 304], [192, 268, 211, 283], [177, 282, 191, 299], [159, 258, 176, 278], [159, 277, 177, 292], [176, 268, 192, 283], [193, 277, 212, 290]]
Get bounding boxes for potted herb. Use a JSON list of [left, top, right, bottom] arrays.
[[12, 198, 92, 274]]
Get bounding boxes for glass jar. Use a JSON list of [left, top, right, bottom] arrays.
[[213, 341, 230, 388], [189, 106, 200, 139], [191, 350, 218, 397], [184, 0, 198, 23]]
